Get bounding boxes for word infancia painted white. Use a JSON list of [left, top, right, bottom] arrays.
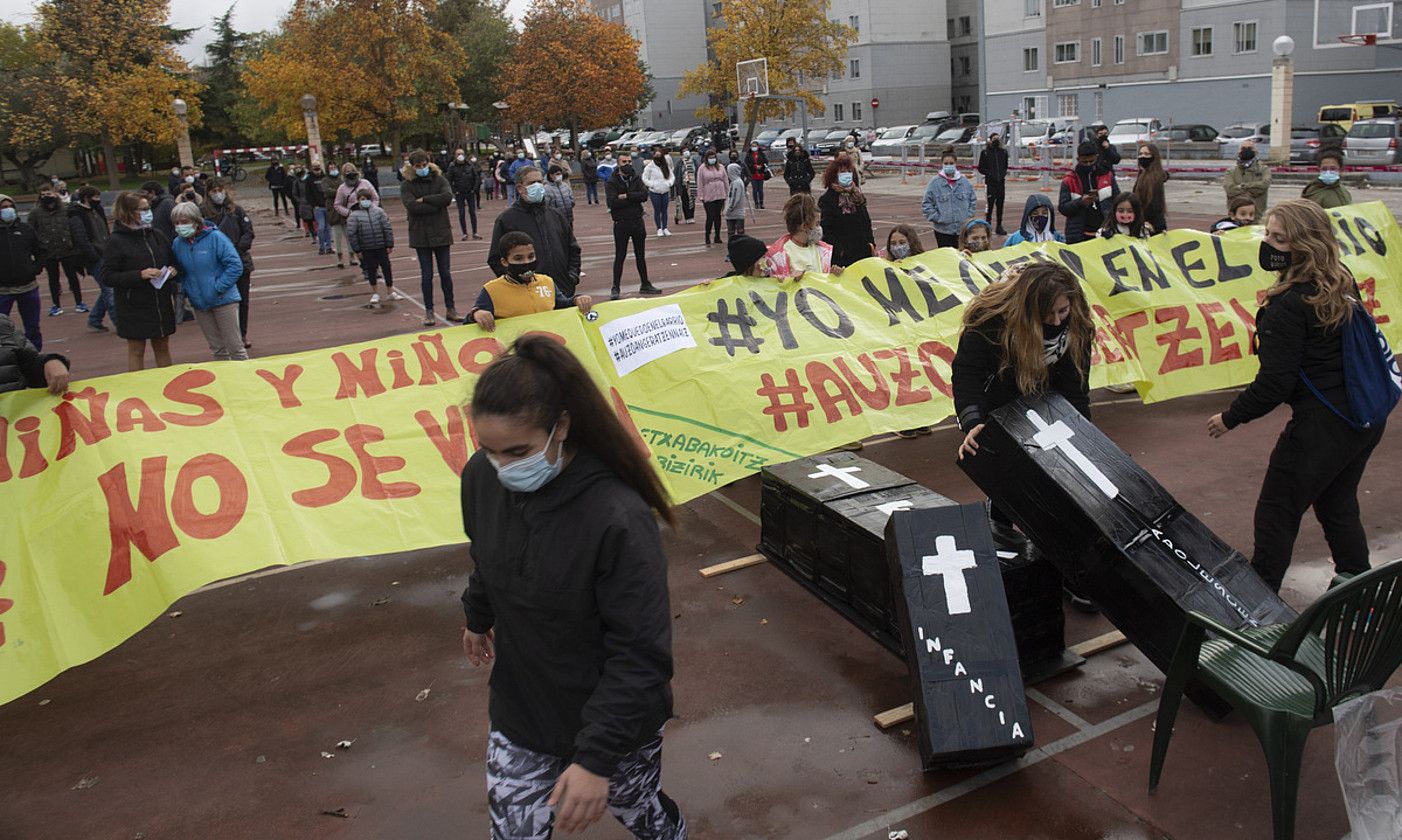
[[917, 623, 1028, 742]]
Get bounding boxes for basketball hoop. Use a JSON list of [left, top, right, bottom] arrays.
[[1339, 33, 1379, 46]]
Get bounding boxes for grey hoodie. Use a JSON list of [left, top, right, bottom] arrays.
[[723, 163, 747, 221]]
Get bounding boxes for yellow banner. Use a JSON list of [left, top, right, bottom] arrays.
[[2, 201, 1399, 704]]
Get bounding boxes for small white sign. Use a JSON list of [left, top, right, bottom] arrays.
[[599, 303, 697, 377]]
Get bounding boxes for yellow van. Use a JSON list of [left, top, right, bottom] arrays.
[[1318, 101, 1398, 131]]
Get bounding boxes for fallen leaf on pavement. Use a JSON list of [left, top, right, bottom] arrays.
[[415, 688, 431, 702], [336, 740, 355, 750]]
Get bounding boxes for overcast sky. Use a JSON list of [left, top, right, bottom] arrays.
[[0, 0, 531, 65]]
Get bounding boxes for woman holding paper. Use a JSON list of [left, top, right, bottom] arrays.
[[100, 191, 178, 371]]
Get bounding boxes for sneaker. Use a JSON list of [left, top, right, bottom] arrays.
[[48, 305, 63, 316], [990, 520, 1028, 551], [462, 234, 471, 241], [896, 428, 923, 439], [337, 261, 345, 269], [656, 230, 665, 238], [75, 303, 89, 313], [663, 228, 673, 236], [369, 292, 381, 305], [639, 283, 662, 295], [389, 288, 407, 301], [472, 233, 482, 240], [610, 286, 621, 301], [87, 322, 109, 332], [1105, 383, 1137, 394]]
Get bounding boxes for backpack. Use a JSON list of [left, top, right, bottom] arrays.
[[1300, 300, 1402, 430]]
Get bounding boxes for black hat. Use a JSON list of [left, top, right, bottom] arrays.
[[726, 235, 767, 274]]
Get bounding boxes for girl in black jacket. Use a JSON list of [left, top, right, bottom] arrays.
[[100, 192, 177, 371], [952, 262, 1096, 606], [461, 335, 686, 839], [817, 156, 874, 269], [1207, 199, 1384, 593]]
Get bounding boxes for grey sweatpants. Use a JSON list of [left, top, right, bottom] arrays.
[[193, 303, 248, 361], [486, 729, 686, 840]]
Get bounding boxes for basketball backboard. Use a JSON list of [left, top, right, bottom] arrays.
[[736, 58, 770, 99]]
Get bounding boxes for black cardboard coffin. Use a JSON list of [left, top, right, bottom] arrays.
[[885, 504, 1034, 769], [957, 394, 1297, 673]]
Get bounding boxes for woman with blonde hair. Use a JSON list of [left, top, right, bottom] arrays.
[[952, 261, 1097, 609], [1207, 199, 1385, 592], [100, 191, 178, 371]]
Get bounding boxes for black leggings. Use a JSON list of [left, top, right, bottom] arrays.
[[455, 192, 478, 235], [612, 219, 649, 288], [985, 180, 1005, 227], [237, 270, 251, 339], [270, 187, 291, 215], [703, 199, 723, 243], [46, 256, 84, 306], [361, 248, 394, 287]]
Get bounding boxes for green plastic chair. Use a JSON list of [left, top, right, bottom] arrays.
[[1147, 558, 1402, 840]]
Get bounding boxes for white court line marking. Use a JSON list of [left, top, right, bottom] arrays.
[[1026, 687, 1094, 732]]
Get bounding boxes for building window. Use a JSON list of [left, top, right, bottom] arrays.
[[959, 55, 972, 76], [1023, 96, 1039, 119], [1025, 0, 1041, 17], [1233, 20, 1257, 54], [1054, 41, 1080, 63], [1114, 0, 1124, 4], [852, 102, 862, 121], [1091, 0, 1101, 6], [1094, 90, 1104, 121], [1053, 0, 1079, 7], [1091, 37, 1102, 66], [1114, 34, 1125, 63], [1137, 31, 1168, 55], [849, 58, 860, 78], [960, 16, 972, 35], [849, 14, 859, 34], [1058, 94, 1078, 117], [834, 103, 844, 122], [1355, 4, 1393, 37], [1191, 26, 1213, 56], [1024, 47, 1039, 71], [947, 18, 956, 39]]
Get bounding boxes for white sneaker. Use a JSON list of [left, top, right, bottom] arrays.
[[369, 292, 381, 305], [656, 229, 665, 237], [389, 289, 407, 301], [663, 228, 673, 237]]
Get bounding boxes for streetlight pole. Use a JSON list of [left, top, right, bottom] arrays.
[[301, 94, 324, 168], [1268, 36, 1295, 164], [172, 98, 194, 169]]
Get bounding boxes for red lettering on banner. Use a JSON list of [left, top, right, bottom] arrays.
[[52, 387, 112, 461], [415, 407, 472, 474], [805, 360, 862, 422], [170, 454, 248, 540], [1229, 299, 1258, 353], [159, 369, 224, 427], [115, 398, 168, 433], [0, 560, 11, 648], [1089, 306, 1127, 364], [1112, 310, 1149, 359], [873, 347, 933, 406], [1358, 277, 1391, 326], [832, 354, 892, 411], [1197, 302, 1243, 364], [0, 417, 9, 483], [915, 340, 956, 398], [282, 428, 357, 507], [332, 349, 386, 400], [98, 457, 181, 595], [412, 333, 460, 385], [756, 369, 814, 432], [345, 424, 421, 500], [255, 365, 305, 409], [1155, 306, 1205, 374], [457, 337, 506, 374], [14, 416, 46, 479], [609, 388, 653, 460], [386, 350, 414, 390]]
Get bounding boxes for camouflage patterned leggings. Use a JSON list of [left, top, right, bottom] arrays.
[[486, 729, 687, 840]]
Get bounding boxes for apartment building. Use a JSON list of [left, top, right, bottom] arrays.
[[591, 0, 710, 131], [983, 0, 1402, 128]]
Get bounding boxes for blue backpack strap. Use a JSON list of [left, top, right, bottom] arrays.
[[1298, 368, 1365, 431]]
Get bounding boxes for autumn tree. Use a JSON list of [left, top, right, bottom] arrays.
[[433, 0, 516, 124], [36, 0, 205, 188], [497, 0, 645, 149], [0, 23, 68, 189], [243, 0, 464, 156], [678, 0, 855, 148]]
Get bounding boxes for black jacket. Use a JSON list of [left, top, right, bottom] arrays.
[[446, 160, 481, 195], [100, 225, 177, 341], [0, 220, 45, 293], [204, 202, 255, 271], [460, 450, 673, 778], [580, 157, 599, 184], [952, 316, 1092, 431], [1224, 281, 1349, 428], [70, 202, 110, 269], [0, 312, 67, 394], [605, 169, 648, 223], [817, 189, 875, 268], [487, 201, 582, 295], [27, 203, 80, 260], [265, 162, 289, 189], [1097, 137, 1122, 170], [783, 150, 815, 192], [150, 194, 177, 242], [977, 144, 1009, 183]]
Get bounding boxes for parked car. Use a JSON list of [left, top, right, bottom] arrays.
[[815, 128, 854, 156], [936, 125, 977, 145], [752, 128, 785, 150], [898, 123, 948, 156], [1289, 124, 1347, 164], [1156, 124, 1222, 155], [669, 126, 707, 150], [1343, 118, 1402, 166], [1319, 101, 1397, 132], [614, 130, 643, 149], [1219, 122, 1269, 156], [1016, 118, 1077, 148], [774, 127, 806, 149], [359, 143, 385, 157], [1107, 117, 1164, 148], [804, 128, 830, 156], [869, 125, 918, 156], [634, 130, 672, 153]]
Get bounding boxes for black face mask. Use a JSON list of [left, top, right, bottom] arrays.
[[1138, 156, 1152, 169], [1240, 148, 1256, 162], [40, 196, 58, 209], [1043, 320, 1069, 339], [1259, 241, 1292, 272], [505, 259, 538, 281], [1076, 162, 1094, 175], [620, 164, 635, 177], [1031, 214, 1049, 231]]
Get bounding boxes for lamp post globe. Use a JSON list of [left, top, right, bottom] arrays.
[[1272, 35, 1294, 57]]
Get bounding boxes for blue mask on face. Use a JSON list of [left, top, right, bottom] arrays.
[[837, 171, 854, 187], [415, 166, 431, 178], [0, 207, 15, 223], [525, 182, 546, 203], [139, 209, 154, 226], [490, 423, 563, 493], [1319, 170, 1340, 185], [943, 164, 957, 177], [175, 223, 197, 239], [359, 198, 372, 209]]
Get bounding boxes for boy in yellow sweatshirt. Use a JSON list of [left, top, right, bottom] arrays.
[[471, 230, 593, 331]]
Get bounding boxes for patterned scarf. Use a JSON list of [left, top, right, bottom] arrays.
[[836, 184, 866, 214]]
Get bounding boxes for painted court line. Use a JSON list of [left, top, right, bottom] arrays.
[[1025, 686, 1094, 733]]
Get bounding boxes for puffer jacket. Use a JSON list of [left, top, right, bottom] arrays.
[[334, 177, 379, 219], [642, 160, 675, 195], [542, 177, 575, 226], [171, 224, 244, 310], [0, 312, 67, 394], [100, 225, 177, 340], [487, 200, 582, 295], [0, 210, 45, 295], [70, 201, 110, 269], [447, 159, 482, 195], [203, 201, 255, 272], [26, 201, 80, 260], [347, 204, 395, 252], [399, 162, 455, 248]]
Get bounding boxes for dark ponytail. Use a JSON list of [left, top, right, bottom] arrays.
[[471, 334, 675, 525]]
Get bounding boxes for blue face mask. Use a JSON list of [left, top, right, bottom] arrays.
[[139, 209, 154, 226], [525, 182, 546, 203], [359, 198, 372, 209], [837, 171, 854, 187], [943, 164, 957, 177], [1319, 170, 1341, 185], [0, 207, 15, 223], [415, 166, 431, 178], [175, 223, 197, 239], [490, 423, 563, 493]]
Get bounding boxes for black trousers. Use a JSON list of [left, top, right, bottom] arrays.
[[361, 247, 394, 287], [1251, 408, 1384, 592], [703, 199, 724, 243], [416, 245, 454, 311], [270, 187, 291, 215], [46, 256, 85, 306], [726, 218, 745, 239], [933, 231, 960, 249], [985, 180, 1006, 229], [612, 218, 649, 289], [236, 270, 251, 340], [455, 192, 478, 235]]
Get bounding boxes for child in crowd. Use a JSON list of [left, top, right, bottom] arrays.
[[722, 235, 771, 278], [959, 218, 993, 255], [1099, 193, 1153, 240], [1212, 194, 1258, 234], [346, 188, 404, 306], [1002, 194, 1063, 247], [765, 193, 832, 279], [470, 231, 592, 332], [723, 163, 748, 239], [881, 224, 927, 261]]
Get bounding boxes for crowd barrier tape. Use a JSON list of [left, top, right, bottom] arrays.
[[865, 158, 1402, 175], [1, 202, 1399, 705]]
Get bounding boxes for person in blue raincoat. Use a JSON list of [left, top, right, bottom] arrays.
[[168, 201, 248, 361]]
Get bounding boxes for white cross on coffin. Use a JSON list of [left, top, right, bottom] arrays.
[[807, 463, 871, 490], [1025, 409, 1120, 499], [922, 535, 977, 615]]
